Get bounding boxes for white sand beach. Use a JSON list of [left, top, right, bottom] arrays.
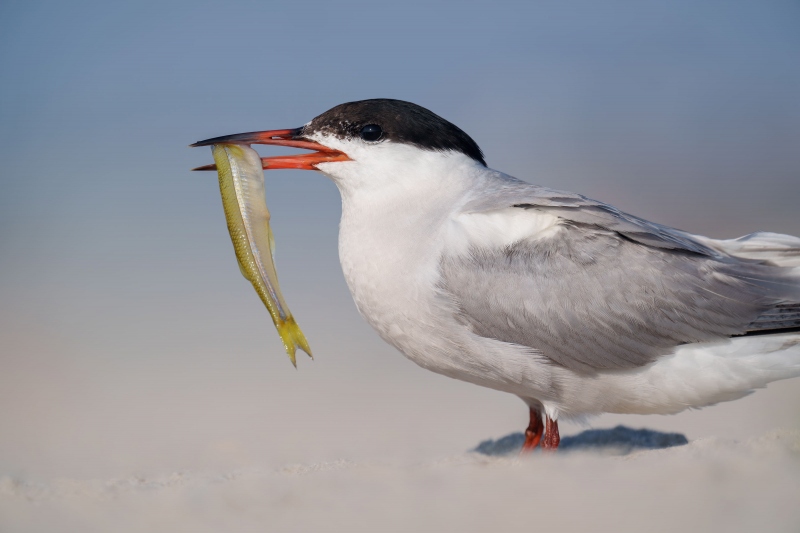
[[3, 429, 799, 533]]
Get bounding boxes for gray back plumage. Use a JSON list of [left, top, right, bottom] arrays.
[[440, 174, 800, 374]]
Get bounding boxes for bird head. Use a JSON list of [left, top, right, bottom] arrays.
[[192, 99, 486, 191]]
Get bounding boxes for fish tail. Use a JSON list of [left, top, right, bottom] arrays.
[[277, 316, 313, 367]]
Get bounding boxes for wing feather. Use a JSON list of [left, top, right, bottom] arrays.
[[442, 176, 800, 373]]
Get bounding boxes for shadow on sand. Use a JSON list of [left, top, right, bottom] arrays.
[[473, 425, 689, 457]]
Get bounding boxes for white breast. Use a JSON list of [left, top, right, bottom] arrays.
[[335, 158, 470, 341], [321, 147, 497, 370], [321, 148, 562, 400]]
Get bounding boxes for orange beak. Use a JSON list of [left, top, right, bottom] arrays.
[[190, 128, 350, 171]]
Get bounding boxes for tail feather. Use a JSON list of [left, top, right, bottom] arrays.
[[718, 231, 800, 267], [744, 303, 800, 335], [691, 231, 800, 302]]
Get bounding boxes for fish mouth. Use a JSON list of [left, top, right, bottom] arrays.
[[191, 128, 350, 171]]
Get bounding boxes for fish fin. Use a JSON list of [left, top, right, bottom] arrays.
[[267, 224, 277, 261], [236, 258, 250, 280], [277, 316, 313, 367]]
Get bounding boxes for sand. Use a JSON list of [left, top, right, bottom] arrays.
[[2, 427, 799, 532]]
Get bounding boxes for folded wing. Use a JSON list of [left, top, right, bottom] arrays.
[[441, 175, 800, 373]]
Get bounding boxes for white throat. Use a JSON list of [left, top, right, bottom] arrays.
[[315, 140, 486, 337]]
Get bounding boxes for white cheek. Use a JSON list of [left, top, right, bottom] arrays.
[[308, 136, 404, 185], [307, 134, 369, 183], [306, 133, 362, 156], [306, 132, 486, 206]]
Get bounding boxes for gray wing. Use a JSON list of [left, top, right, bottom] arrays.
[[441, 174, 800, 373], [462, 174, 725, 256]]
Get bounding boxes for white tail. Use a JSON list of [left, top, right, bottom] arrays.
[[715, 232, 800, 267]]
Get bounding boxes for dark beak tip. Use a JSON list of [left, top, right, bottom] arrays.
[[190, 129, 301, 149]]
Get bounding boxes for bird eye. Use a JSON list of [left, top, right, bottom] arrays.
[[360, 124, 383, 142]]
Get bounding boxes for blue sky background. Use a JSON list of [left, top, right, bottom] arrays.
[[1, 0, 799, 478]]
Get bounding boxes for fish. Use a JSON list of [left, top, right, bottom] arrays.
[[210, 143, 312, 366]]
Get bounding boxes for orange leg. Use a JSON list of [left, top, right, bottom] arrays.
[[521, 407, 544, 453], [542, 415, 560, 450]]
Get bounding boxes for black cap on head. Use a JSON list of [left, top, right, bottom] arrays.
[[301, 99, 486, 166]]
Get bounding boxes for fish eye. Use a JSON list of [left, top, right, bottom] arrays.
[[360, 124, 383, 142]]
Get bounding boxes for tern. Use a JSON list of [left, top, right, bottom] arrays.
[[193, 99, 800, 450]]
